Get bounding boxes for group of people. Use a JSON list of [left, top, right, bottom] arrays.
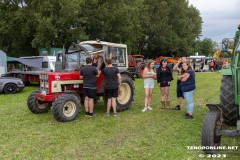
[[80, 53, 121, 117], [80, 53, 196, 119], [142, 57, 196, 119]]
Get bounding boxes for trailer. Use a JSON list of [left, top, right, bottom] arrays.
[[3, 56, 56, 85]]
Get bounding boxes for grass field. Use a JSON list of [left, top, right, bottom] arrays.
[[0, 72, 239, 160]]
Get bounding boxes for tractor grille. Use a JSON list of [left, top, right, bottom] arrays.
[[39, 74, 49, 95]]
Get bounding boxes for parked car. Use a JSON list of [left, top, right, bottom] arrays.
[[0, 77, 25, 94]]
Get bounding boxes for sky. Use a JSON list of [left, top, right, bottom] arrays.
[[188, 0, 240, 43]]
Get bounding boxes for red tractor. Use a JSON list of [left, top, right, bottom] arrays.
[[27, 41, 135, 122], [128, 54, 146, 78]]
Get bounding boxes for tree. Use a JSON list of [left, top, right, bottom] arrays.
[[0, 0, 88, 56], [31, 0, 87, 49], [0, 0, 38, 56], [139, 0, 202, 57], [82, 0, 143, 53], [0, 0, 203, 57], [193, 38, 215, 56]]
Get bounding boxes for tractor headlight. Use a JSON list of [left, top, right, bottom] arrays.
[[45, 83, 48, 88], [73, 84, 79, 88], [19, 81, 23, 85], [41, 83, 44, 87]]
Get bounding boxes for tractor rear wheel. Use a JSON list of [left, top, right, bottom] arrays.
[[220, 76, 238, 125], [27, 90, 52, 113], [52, 94, 80, 122], [136, 63, 145, 78], [116, 74, 134, 111], [202, 111, 222, 154]]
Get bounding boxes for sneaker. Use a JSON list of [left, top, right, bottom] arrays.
[[88, 113, 96, 117], [85, 112, 90, 117], [172, 106, 181, 110], [147, 106, 153, 110], [114, 112, 119, 116], [142, 107, 148, 112], [185, 114, 193, 119], [105, 112, 110, 116], [184, 113, 189, 116]]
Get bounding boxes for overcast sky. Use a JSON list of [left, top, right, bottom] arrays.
[[188, 0, 240, 43]]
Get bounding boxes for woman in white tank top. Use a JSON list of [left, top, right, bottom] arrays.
[[142, 60, 156, 112]]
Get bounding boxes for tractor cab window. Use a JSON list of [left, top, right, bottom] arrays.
[[67, 53, 78, 62], [80, 51, 88, 65], [108, 47, 126, 67], [42, 62, 48, 68]]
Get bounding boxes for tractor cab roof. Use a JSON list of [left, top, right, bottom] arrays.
[[79, 40, 127, 48]]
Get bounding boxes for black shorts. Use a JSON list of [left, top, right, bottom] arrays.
[[177, 84, 183, 98], [83, 88, 96, 99], [105, 88, 118, 99], [160, 81, 170, 87]]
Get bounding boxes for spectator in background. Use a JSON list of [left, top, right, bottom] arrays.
[[178, 62, 196, 119], [209, 60, 214, 72], [11, 64, 15, 71], [157, 58, 173, 109], [200, 59, 204, 71], [142, 60, 156, 112], [213, 59, 218, 70], [192, 59, 196, 71], [80, 57, 99, 117], [103, 58, 122, 116], [172, 57, 188, 110], [7, 64, 11, 72], [24, 65, 28, 71]]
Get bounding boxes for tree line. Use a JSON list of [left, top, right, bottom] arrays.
[[0, 0, 215, 58]]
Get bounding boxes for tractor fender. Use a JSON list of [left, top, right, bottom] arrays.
[[119, 70, 135, 81], [206, 104, 222, 112], [221, 64, 232, 76], [137, 62, 146, 67], [63, 90, 81, 102]]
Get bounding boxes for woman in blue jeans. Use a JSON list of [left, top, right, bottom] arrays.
[[178, 62, 196, 119]]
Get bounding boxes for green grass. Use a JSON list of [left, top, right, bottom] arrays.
[[0, 72, 239, 160]]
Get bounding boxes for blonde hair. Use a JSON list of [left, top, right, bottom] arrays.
[[146, 60, 155, 71]]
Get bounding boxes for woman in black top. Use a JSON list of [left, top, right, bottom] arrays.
[[157, 58, 173, 109], [92, 52, 105, 72]]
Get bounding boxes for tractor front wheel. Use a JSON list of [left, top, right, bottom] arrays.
[[27, 90, 52, 113], [202, 111, 222, 154], [116, 74, 134, 111], [52, 94, 80, 122]]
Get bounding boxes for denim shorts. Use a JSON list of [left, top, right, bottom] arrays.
[[144, 80, 155, 88]]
